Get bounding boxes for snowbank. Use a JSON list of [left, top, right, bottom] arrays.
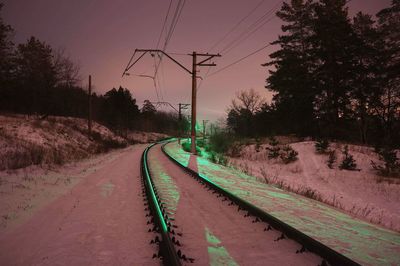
[[229, 141, 400, 232], [0, 114, 128, 170]]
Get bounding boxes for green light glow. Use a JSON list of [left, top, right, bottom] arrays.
[[205, 228, 238, 266], [165, 141, 400, 266], [148, 151, 180, 213], [143, 146, 168, 233]]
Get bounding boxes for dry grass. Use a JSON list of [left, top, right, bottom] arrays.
[[0, 115, 129, 171]]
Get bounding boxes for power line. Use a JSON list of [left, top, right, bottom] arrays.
[[208, 0, 267, 53], [156, 0, 173, 49], [199, 0, 281, 90], [208, 43, 271, 77], [163, 0, 186, 51], [154, 0, 187, 98], [219, 1, 281, 55], [199, 0, 267, 91]]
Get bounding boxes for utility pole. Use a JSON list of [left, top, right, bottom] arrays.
[[122, 49, 220, 154], [191, 52, 197, 153], [202, 120, 209, 142], [189, 52, 220, 154], [88, 75, 92, 139], [148, 101, 189, 144], [178, 103, 190, 144]]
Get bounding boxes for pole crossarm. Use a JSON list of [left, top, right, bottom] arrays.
[[122, 48, 221, 154], [122, 51, 148, 77], [123, 49, 192, 76], [149, 101, 179, 113], [179, 103, 190, 109], [196, 54, 221, 66]]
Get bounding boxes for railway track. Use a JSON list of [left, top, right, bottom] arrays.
[[141, 141, 360, 266]]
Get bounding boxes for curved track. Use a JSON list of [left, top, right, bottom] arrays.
[[141, 141, 360, 265]]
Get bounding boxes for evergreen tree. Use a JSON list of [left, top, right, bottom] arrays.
[[0, 3, 16, 111], [265, 0, 317, 136], [350, 12, 380, 144], [141, 100, 157, 115], [374, 0, 400, 146], [15, 37, 57, 115], [101, 87, 139, 131], [312, 0, 356, 138]]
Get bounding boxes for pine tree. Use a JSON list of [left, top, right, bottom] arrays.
[[264, 0, 317, 136], [350, 12, 380, 144], [0, 3, 16, 111], [312, 0, 356, 138], [374, 0, 400, 146], [15, 37, 57, 115]]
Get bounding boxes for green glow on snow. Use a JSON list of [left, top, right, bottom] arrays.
[[143, 146, 168, 234], [165, 141, 400, 266], [149, 148, 180, 214], [205, 228, 238, 266]]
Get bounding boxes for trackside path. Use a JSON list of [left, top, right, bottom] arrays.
[[0, 145, 158, 266], [148, 144, 322, 265], [164, 141, 400, 266]]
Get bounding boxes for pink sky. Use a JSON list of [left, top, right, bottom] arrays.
[[3, 0, 391, 121]]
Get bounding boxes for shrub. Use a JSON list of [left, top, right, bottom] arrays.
[[209, 151, 228, 166], [315, 139, 330, 154], [327, 150, 336, 169], [197, 138, 206, 148], [255, 138, 261, 152], [227, 142, 242, 157], [371, 147, 400, 177], [280, 145, 298, 164], [339, 145, 357, 170], [181, 141, 201, 155], [267, 136, 280, 159], [208, 130, 234, 154]]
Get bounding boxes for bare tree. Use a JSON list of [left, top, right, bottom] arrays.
[[230, 88, 265, 115], [53, 48, 81, 87]]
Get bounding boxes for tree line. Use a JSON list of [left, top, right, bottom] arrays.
[[0, 3, 182, 135], [227, 0, 399, 148]]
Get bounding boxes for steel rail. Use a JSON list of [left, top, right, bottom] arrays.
[[141, 143, 181, 266], [160, 141, 360, 266]]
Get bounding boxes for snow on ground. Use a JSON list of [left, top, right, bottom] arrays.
[[0, 114, 169, 171], [126, 131, 169, 144], [0, 145, 158, 265], [149, 144, 321, 265], [0, 114, 127, 170], [164, 142, 400, 266], [0, 146, 131, 232], [228, 141, 400, 232]]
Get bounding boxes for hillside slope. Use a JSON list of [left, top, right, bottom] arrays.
[[229, 141, 400, 231], [0, 114, 129, 170]]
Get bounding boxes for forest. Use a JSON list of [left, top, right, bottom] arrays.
[[1, 1, 399, 149], [227, 0, 399, 149], [0, 3, 181, 135]]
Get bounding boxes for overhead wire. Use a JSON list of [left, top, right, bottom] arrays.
[[208, 43, 272, 77], [198, 0, 280, 91], [154, 0, 187, 99], [207, 0, 267, 53], [156, 0, 173, 49], [219, 0, 281, 55]]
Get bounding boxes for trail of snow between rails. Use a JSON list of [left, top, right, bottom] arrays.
[[148, 144, 322, 265]]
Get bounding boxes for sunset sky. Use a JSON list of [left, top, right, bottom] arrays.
[[3, 0, 391, 121]]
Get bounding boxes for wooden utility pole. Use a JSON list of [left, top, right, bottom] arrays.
[[189, 52, 220, 154], [178, 103, 190, 144], [88, 75, 92, 139], [122, 49, 220, 154], [202, 119, 209, 141], [191, 52, 197, 153]]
